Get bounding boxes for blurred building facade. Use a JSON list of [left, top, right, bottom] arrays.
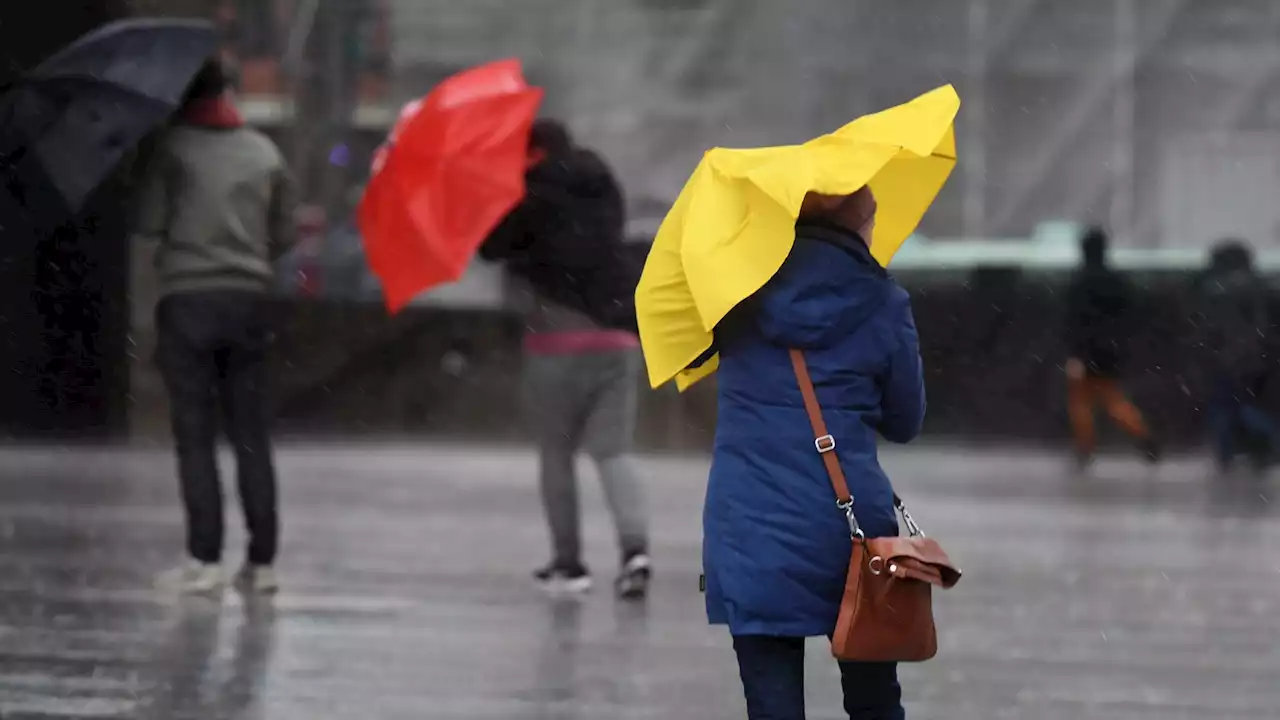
[[178, 0, 1280, 252], [101, 0, 1279, 447]]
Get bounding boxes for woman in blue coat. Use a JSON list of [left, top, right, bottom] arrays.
[[702, 187, 925, 719]]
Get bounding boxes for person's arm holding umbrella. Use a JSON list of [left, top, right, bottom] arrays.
[[478, 194, 536, 263]]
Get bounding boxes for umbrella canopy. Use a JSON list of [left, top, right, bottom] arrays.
[[0, 18, 217, 221], [359, 58, 544, 313], [636, 84, 960, 390]]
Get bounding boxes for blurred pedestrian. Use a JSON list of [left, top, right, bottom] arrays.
[[133, 59, 297, 594], [481, 119, 651, 599], [1064, 225, 1160, 467], [1194, 239, 1278, 472], [321, 184, 374, 300], [702, 187, 920, 719]]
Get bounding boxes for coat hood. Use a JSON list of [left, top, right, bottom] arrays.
[[529, 147, 617, 199], [753, 220, 896, 350], [523, 146, 626, 245]]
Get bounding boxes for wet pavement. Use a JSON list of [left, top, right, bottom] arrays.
[[1, 442, 1279, 719]]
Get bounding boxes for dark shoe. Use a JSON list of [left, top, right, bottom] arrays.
[[1248, 448, 1273, 475], [1215, 457, 1234, 477], [1073, 450, 1093, 472], [1139, 439, 1161, 464], [615, 553, 652, 601], [533, 562, 593, 595]]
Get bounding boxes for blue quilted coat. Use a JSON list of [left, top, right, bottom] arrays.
[[702, 219, 926, 637]]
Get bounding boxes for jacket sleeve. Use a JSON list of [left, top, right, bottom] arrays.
[[595, 157, 627, 241], [478, 199, 533, 262], [878, 295, 926, 444], [267, 166, 299, 261]]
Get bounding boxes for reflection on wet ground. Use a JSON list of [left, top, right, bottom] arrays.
[[1, 444, 1278, 719]]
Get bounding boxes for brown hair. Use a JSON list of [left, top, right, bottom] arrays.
[[798, 186, 877, 238]]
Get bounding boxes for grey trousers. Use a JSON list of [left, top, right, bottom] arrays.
[[522, 348, 649, 566]]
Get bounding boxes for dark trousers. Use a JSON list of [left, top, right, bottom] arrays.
[[156, 291, 278, 566], [733, 635, 904, 720], [1209, 374, 1280, 468]]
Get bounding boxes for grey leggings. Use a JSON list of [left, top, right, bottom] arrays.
[[522, 349, 649, 565]]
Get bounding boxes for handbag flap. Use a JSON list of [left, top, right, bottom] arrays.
[[888, 557, 945, 586], [867, 537, 962, 589]]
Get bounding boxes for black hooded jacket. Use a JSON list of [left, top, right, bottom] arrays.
[[1194, 244, 1271, 383], [1065, 259, 1135, 377], [480, 147, 643, 332]]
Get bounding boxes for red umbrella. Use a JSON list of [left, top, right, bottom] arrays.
[[359, 58, 544, 313]]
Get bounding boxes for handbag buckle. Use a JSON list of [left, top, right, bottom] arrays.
[[868, 556, 884, 575], [815, 434, 836, 453]]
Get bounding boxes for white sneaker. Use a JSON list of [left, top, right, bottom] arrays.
[[235, 565, 279, 595], [533, 562, 593, 595], [157, 560, 223, 593], [616, 553, 652, 600]]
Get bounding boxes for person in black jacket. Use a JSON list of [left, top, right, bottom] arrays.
[[481, 120, 652, 599], [480, 119, 641, 332], [1194, 239, 1278, 472], [1064, 226, 1160, 467]]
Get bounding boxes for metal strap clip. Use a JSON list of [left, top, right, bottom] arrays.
[[900, 505, 925, 538], [837, 498, 863, 540]]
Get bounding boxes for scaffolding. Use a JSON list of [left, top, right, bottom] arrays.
[[160, 0, 1280, 249]]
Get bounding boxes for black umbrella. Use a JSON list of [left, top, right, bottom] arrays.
[[0, 18, 217, 223]]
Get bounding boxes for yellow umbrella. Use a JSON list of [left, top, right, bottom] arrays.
[[636, 84, 960, 390]]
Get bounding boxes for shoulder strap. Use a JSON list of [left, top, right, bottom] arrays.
[[789, 349, 910, 519], [789, 348, 852, 504]]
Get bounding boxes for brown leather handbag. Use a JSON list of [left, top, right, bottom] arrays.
[[790, 349, 962, 663]]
